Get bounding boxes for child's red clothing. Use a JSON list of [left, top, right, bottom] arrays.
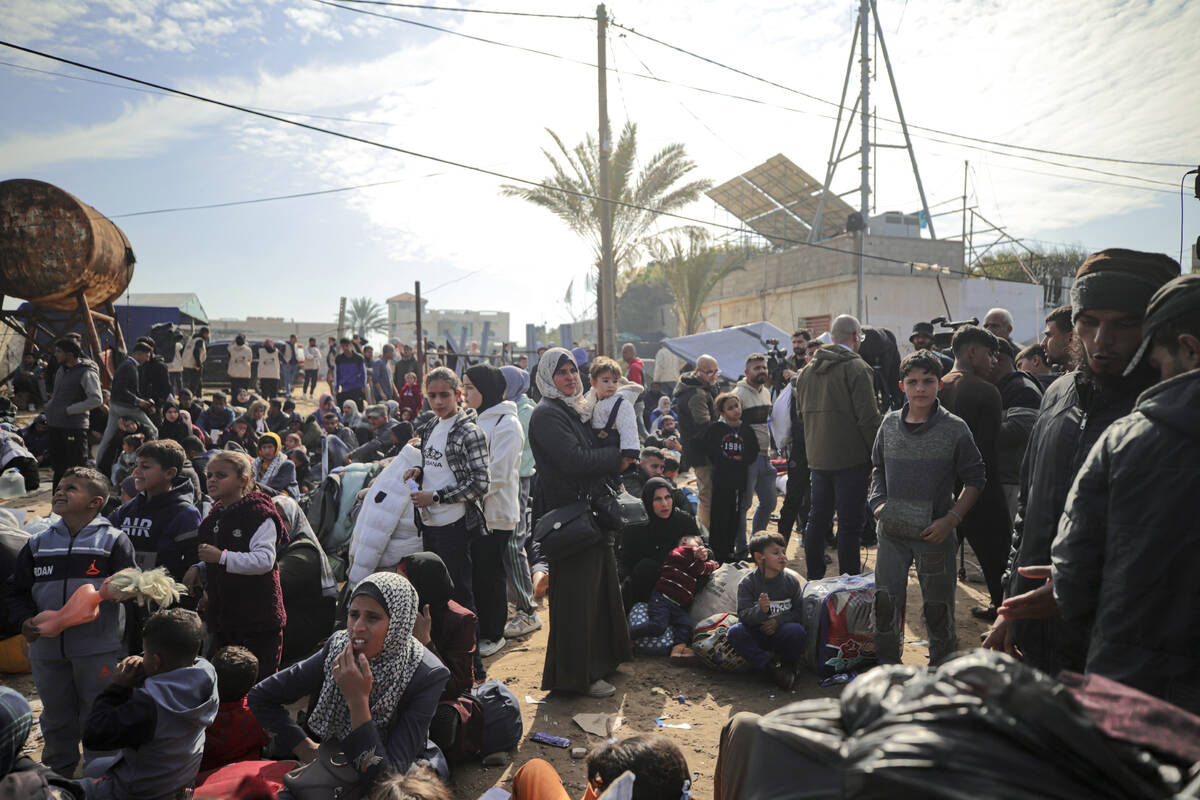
[[653, 545, 717, 607], [199, 697, 270, 773], [399, 383, 422, 415]]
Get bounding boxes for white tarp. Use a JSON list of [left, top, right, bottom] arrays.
[[660, 322, 790, 381]]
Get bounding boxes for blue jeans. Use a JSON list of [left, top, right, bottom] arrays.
[[739, 453, 778, 547], [726, 621, 807, 669], [803, 464, 871, 579], [629, 591, 693, 644], [282, 363, 299, 395]]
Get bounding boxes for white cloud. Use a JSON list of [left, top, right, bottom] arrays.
[[283, 7, 342, 42]]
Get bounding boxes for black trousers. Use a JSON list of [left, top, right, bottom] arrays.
[[777, 458, 811, 546], [229, 377, 250, 397], [471, 530, 512, 642], [48, 427, 88, 489], [960, 488, 1011, 608], [709, 479, 744, 563], [260, 378, 278, 399], [183, 367, 202, 395], [336, 388, 365, 412]]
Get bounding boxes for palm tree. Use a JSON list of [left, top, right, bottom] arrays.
[[651, 228, 747, 336], [500, 121, 712, 288], [345, 297, 387, 339]]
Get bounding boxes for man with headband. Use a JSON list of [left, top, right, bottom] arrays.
[[984, 248, 1180, 674], [1000, 274, 1200, 712]]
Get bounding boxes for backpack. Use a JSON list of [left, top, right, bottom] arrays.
[[472, 679, 523, 755], [0, 758, 84, 800]]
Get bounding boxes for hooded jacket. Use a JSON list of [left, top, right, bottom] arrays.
[[43, 357, 103, 429], [794, 345, 883, 471], [587, 380, 643, 458], [1050, 369, 1200, 713], [82, 658, 220, 800], [672, 372, 718, 468], [348, 444, 423, 586], [1006, 366, 1156, 675], [515, 395, 537, 478], [476, 400, 525, 530], [110, 478, 203, 579], [5, 516, 136, 660]]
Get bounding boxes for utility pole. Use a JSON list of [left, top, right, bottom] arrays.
[[596, 3, 616, 357], [856, 0, 870, 322], [336, 296, 346, 341], [414, 281, 424, 383]]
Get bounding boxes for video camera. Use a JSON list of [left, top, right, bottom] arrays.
[[929, 316, 979, 350], [764, 337, 790, 393]]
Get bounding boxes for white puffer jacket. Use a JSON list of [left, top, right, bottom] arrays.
[[476, 400, 525, 531], [347, 444, 423, 587]]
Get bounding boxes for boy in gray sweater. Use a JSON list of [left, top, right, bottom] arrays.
[[727, 532, 807, 689], [869, 350, 986, 665]]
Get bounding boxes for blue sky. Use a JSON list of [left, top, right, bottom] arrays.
[[2, 0, 1197, 342]]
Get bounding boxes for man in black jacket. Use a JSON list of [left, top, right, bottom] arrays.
[[136, 336, 172, 409], [97, 342, 159, 470], [1002, 274, 1200, 712], [984, 248, 1180, 674]]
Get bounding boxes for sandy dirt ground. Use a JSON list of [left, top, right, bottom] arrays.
[[0, 388, 995, 799]]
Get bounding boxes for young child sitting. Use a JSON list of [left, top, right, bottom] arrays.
[[583, 356, 643, 470], [628, 534, 717, 661], [199, 645, 270, 773], [81, 608, 219, 799], [701, 393, 759, 562], [7, 467, 137, 776], [727, 532, 806, 689], [111, 432, 144, 487], [870, 349, 984, 665]]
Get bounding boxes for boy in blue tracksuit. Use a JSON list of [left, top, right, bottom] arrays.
[[82, 608, 219, 799], [5, 466, 136, 775]]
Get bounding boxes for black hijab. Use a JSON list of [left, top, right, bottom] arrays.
[[466, 364, 506, 414], [400, 551, 453, 641], [627, 477, 698, 566]]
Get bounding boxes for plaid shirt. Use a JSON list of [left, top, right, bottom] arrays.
[[416, 410, 490, 532]]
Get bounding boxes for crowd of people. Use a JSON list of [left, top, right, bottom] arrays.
[[0, 245, 1197, 799]]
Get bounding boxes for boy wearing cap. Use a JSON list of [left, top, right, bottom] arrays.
[[1003, 274, 1200, 712], [984, 248, 1181, 674]]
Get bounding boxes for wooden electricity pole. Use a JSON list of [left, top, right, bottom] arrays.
[[415, 280, 425, 382], [596, 3, 616, 357]]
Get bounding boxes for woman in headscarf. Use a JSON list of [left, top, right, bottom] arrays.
[[253, 432, 299, 496], [499, 365, 541, 636], [248, 571, 451, 787], [308, 393, 340, 425], [400, 552, 485, 764], [619, 477, 701, 608], [342, 399, 364, 432], [527, 348, 630, 698], [463, 364, 524, 659], [0, 686, 81, 794], [157, 400, 189, 446]]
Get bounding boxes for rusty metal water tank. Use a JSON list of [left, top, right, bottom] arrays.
[[0, 179, 135, 311]]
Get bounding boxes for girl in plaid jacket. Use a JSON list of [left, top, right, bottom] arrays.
[[403, 367, 491, 617]]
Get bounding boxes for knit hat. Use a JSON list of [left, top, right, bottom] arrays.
[[1070, 248, 1180, 323], [1124, 273, 1200, 376]]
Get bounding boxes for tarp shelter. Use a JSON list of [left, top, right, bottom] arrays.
[[660, 321, 790, 381], [14, 293, 208, 354]]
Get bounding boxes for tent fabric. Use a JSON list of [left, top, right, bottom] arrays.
[[660, 322, 790, 380]]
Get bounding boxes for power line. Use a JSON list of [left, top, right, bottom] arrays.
[[606, 20, 1192, 170], [0, 59, 395, 127], [327, 0, 592, 19], [314, 0, 1183, 192], [0, 37, 977, 275]]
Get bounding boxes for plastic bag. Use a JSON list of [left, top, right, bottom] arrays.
[[689, 561, 750, 624], [691, 612, 751, 673]]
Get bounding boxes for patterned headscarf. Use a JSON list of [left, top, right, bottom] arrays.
[[306, 572, 423, 741], [0, 686, 33, 776], [535, 347, 581, 403]]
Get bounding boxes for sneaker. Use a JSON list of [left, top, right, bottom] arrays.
[[479, 637, 506, 657], [970, 605, 998, 622], [504, 610, 542, 639], [769, 660, 796, 691], [585, 678, 616, 698]]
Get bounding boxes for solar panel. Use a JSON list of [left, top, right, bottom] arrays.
[[707, 154, 856, 245]]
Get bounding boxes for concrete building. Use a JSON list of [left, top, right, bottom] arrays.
[[702, 231, 1062, 347], [386, 293, 510, 349], [207, 316, 337, 344]]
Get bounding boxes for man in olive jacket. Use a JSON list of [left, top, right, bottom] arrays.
[[795, 315, 883, 578]]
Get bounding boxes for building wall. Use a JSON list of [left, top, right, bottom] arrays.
[[387, 301, 511, 349], [208, 316, 337, 344]]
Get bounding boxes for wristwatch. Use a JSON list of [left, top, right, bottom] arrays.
[[432, 489, 443, 504]]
